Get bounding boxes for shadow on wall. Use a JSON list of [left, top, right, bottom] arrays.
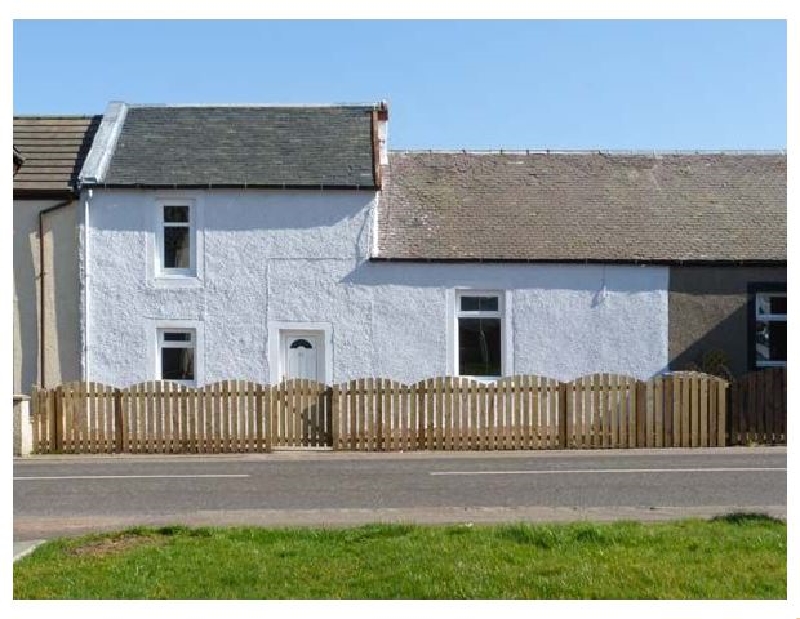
[[15, 228, 39, 393], [48, 206, 81, 385], [668, 267, 786, 378], [90, 190, 375, 232], [340, 260, 666, 293], [669, 298, 748, 377]]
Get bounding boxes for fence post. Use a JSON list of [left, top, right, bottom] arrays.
[[13, 395, 32, 456], [114, 388, 124, 453], [558, 383, 568, 449]]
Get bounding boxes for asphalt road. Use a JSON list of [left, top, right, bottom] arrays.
[[13, 447, 786, 540]]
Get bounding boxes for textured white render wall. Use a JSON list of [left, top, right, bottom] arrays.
[[86, 189, 668, 386]]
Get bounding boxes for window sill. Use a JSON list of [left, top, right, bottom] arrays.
[[458, 375, 504, 383], [152, 274, 203, 289], [158, 379, 196, 388]]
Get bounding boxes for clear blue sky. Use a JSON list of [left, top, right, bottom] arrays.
[[13, 20, 786, 149]]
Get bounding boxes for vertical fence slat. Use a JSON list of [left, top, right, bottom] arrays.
[[255, 383, 265, 452], [172, 383, 180, 453], [634, 378, 644, 448], [354, 378, 363, 451], [213, 381, 222, 453], [230, 380, 239, 452], [663, 375, 673, 448], [717, 378, 727, 447], [331, 383, 341, 451], [412, 380, 421, 450], [709, 378, 718, 447], [653, 375, 662, 448], [519, 375, 528, 450], [690, 374, 699, 448], [579, 378, 588, 449], [624, 376, 632, 449], [91, 382, 101, 453], [612, 376, 621, 449], [766, 369, 776, 444], [699, 376, 708, 447]]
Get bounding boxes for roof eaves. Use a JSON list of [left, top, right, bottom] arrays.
[[368, 257, 787, 267], [84, 182, 378, 191], [387, 149, 787, 157]]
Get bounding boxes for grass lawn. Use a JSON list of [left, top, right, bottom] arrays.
[[13, 513, 785, 599]]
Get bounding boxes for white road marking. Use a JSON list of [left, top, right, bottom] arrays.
[[430, 467, 786, 476], [13, 474, 250, 481]]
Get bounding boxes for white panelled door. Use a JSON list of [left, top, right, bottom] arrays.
[[281, 332, 324, 382]]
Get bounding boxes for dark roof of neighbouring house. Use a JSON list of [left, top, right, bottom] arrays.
[[13, 116, 102, 195], [97, 104, 382, 188], [376, 151, 786, 263]]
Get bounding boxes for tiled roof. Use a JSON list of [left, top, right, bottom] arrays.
[[377, 151, 786, 263], [101, 105, 381, 188], [13, 116, 102, 194]]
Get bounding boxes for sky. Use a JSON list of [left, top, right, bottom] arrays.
[[13, 19, 787, 150]]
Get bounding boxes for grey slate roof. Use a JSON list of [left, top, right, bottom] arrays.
[[101, 105, 380, 188], [377, 151, 786, 263], [13, 116, 102, 194]]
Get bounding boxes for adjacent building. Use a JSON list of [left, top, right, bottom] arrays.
[[13, 115, 101, 394]]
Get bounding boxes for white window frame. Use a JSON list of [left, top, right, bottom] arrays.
[[157, 201, 194, 277], [449, 290, 512, 380], [156, 329, 196, 386], [148, 319, 205, 386], [754, 292, 786, 368], [149, 194, 204, 287]]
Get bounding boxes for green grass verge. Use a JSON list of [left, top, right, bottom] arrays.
[[13, 514, 786, 599]]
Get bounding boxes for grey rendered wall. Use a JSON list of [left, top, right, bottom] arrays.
[[668, 266, 787, 377]]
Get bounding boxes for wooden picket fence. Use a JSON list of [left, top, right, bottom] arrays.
[[727, 367, 787, 445], [29, 369, 784, 455]]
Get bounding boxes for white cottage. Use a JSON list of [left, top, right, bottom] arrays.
[[73, 101, 679, 388]]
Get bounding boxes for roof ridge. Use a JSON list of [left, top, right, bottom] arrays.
[[125, 102, 384, 109]]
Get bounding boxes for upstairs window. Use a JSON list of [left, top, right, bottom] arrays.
[[159, 203, 193, 275], [456, 292, 503, 378], [754, 291, 786, 368]]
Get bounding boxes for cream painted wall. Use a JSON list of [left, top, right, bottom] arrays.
[[13, 199, 81, 394]]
